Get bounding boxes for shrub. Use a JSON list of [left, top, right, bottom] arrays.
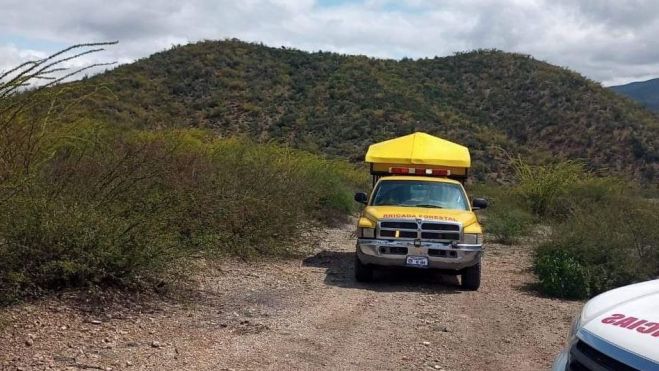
[[534, 249, 590, 299], [0, 127, 366, 303], [511, 157, 630, 220], [476, 160, 655, 299], [0, 45, 367, 303], [511, 158, 584, 218], [469, 182, 534, 245], [534, 196, 658, 299], [0, 195, 183, 301], [486, 205, 533, 245]]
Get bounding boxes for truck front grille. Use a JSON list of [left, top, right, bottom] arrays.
[[377, 219, 462, 242], [381, 221, 417, 229], [380, 230, 418, 238], [568, 340, 637, 371], [421, 223, 460, 231], [421, 231, 460, 240]]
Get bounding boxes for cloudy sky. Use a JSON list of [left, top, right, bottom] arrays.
[[2, 0, 659, 86]]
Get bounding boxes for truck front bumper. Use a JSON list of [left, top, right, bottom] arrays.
[[551, 349, 568, 371], [356, 238, 482, 271]]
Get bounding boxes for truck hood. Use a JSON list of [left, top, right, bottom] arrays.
[[580, 279, 659, 364], [363, 205, 478, 227]]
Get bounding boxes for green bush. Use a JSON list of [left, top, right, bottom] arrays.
[[0, 126, 366, 303], [511, 158, 583, 218], [534, 196, 658, 299], [0, 195, 183, 300], [480, 159, 656, 299], [0, 46, 370, 303], [511, 157, 630, 220], [486, 205, 533, 245], [469, 182, 534, 245], [534, 249, 590, 299]]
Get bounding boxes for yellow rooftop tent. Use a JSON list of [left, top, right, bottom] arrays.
[[365, 132, 471, 180]]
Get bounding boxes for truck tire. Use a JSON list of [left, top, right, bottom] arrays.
[[461, 262, 481, 291], [355, 254, 374, 282]]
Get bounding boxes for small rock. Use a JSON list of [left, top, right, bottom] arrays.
[[151, 341, 161, 348], [422, 341, 431, 346], [60, 325, 68, 331], [90, 320, 102, 325], [125, 360, 133, 366], [434, 365, 443, 370], [25, 338, 34, 346]]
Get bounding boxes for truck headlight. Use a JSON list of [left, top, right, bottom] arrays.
[[358, 227, 376, 239], [567, 309, 583, 342], [462, 233, 483, 245]]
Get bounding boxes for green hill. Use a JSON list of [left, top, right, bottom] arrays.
[[73, 39, 658, 182], [611, 78, 659, 113]]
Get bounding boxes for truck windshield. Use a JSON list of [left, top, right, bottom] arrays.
[[371, 180, 469, 211]]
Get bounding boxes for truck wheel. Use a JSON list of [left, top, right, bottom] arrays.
[[355, 254, 373, 282], [461, 263, 481, 291]]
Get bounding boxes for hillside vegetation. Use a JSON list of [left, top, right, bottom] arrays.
[[0, 123, 365, 303], [0, 48, 366, 303], [474, 159, 658, 299], [2, 40, 657, 303], [0, 124, 366, 303], [69, 39, 658, 183]]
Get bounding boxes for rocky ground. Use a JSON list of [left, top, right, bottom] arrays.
[[0, 223, 583, 370]]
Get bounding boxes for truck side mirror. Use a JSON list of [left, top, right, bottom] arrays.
[[354, 192, 368, 205], [472, 198, 488, 210]]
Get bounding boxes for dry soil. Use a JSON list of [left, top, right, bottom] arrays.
[[0, 223, 583, 370]]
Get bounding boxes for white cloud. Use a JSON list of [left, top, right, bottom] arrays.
[[1, 0, 658, 86], [0, 45, 48, 71]]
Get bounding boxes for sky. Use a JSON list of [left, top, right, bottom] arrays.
[[1, 0, 659, 86]]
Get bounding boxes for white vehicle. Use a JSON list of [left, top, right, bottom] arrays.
[[553, 279, 659, 371]]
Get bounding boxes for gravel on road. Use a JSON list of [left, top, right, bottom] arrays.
[[0, 223, 582, 370]]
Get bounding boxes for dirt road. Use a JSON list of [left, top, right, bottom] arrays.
[[0, 223, 582, 370]]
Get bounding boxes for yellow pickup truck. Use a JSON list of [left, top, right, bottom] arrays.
[[353, 132, 487, 290]]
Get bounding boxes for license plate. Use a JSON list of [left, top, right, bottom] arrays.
[[406, 256, 428, 267]]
